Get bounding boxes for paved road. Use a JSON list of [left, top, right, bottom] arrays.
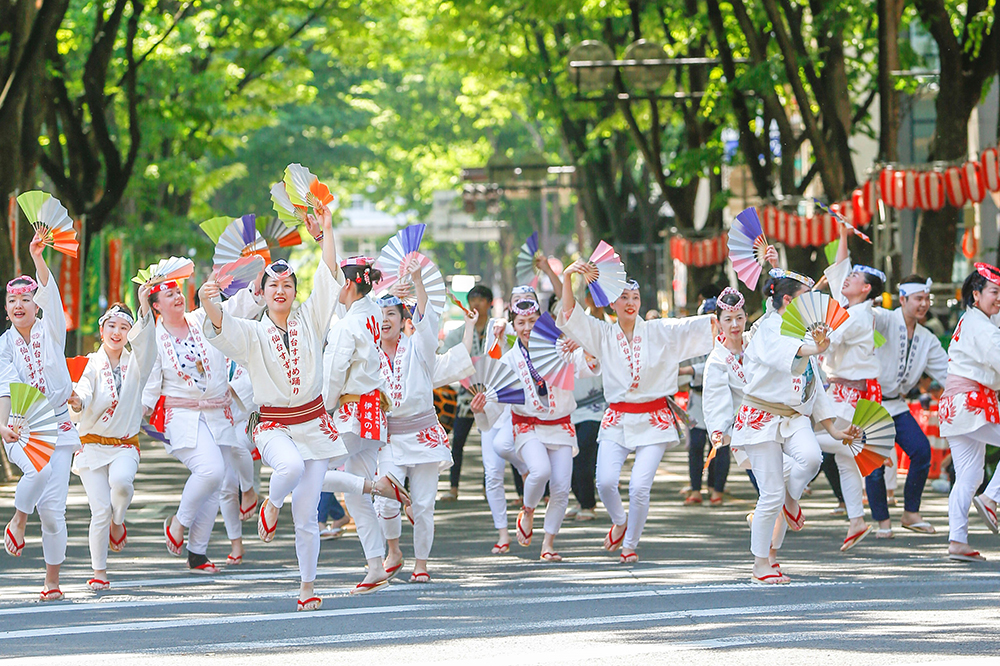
[[2, 435, 999, 664]]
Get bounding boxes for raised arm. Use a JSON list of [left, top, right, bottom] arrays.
[[29, 233, 51, 286], [538, 255, 563, 295], [410, 260, 428, 320]]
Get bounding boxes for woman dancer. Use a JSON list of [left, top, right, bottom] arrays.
[[559, 269, 715, 562], [323, 252, 413, 594], [817, 226, 884, 549], [0, 234, 80, 600], [474, 297, 596, 561], [376, 265, 476, 582], [939, 263, 1000, 561], [702, 288, 749, 472], [735, 269, 858, 583], [143, 270, 263, 572], [68, 293, 156, 590], [203, 208, 406, 608]]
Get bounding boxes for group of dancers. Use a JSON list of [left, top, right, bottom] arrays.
[[4, 207, 1000, 607]]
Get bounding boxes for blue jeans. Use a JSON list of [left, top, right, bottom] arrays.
[[865, 410, 931, 522], [318, 491, 345, 523]]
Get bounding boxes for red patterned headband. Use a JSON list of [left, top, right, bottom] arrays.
[[717, 286, 745, 312], [149, 280, 179, 295], [5, 276, 38, 295], [339, 256, 375, 268], [975, 262, 1000, 286]]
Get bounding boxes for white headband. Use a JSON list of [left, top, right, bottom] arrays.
[[99, 305, 134, 328], [898, 279, 932, 297]]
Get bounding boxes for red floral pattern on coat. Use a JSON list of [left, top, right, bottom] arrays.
[[223, 404, 235, 426], [938, 395, 955, 425], [253, 421, 287, 438], [648, 408, 677, 431], [416, 425, 448, 449], [734, 405, 774, 431], [319, 411, 340, 441], [601, 408, 622, 430], [561, 422, 577, 438], [514, 422, 534, 436], [966, 388, 1000, 424]]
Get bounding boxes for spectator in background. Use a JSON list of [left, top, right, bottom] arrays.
[[318, 492, 349, 539], [439, 285, 493, 501]]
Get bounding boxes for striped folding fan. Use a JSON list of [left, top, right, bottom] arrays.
[[848, 399, 897, 476], [728, 207, 769, 290], [461, 355, 524, 405], [515, 232, 542, 286], [283, 163, 334, 213], [527, 312, 575, 391], [8, 383, 60, 472], [373, 250, 446, 317], [201, 214, 271, 268], [215, 255, 265, 298], [132, 257, 195, 286], [16, 191, 78, 258], [270, 181, 307, 227], [258, 217, 303, 250], [780, 291, 850, 341], [583, 241, 628, 307]]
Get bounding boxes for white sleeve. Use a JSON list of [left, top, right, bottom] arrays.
[[924, 334, 950, 387], [824, 256, 851, 307], [432, 344, 474, 388], [201, 310, 257, 370], [34, 274, 67, 348], [656, 315, 715, 362], [141, 351, 164, 411], [74, 355, 99, 411], [557, 304, 607, 358], [127, 312, 159, 384], [323, 324, 356, 410], [702, 356, 735, 437]]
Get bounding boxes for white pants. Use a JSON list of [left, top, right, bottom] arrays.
[[886, 446, 899, 491], [78, 453, 139, 570], [481, 418, 525, 530], [520, 439, 573, 536], [744, 427, 822, 558], [816, 431, 864, 520], [596, 439, 667, 551], [232, 427, 257, 492], [375, 461, 439, 560], [948, 424, 1000, 543], [339, 432, 385, 561], [256, 430, 330, 582], [172, 418, 225, 556], [5, 442, 73, 566], [218, 446, 243, 541]]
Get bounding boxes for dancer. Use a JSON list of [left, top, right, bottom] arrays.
[[735, 269, 858, 583], [143, 268, 263, 572], [870, 275, 948, 536], [558, 269, 715, 562], [227, 358, 261, 525], [702, 287, 749, 472], [202, 208, 406, 609], [323, 252, 411, 594], [68, 293, 156, 590], [815, 225, 884, 549], [474, 297, 597, 561], [376, 267, 476, 583], [939, 263, 1000, 561], [0, 234, 81, 601]]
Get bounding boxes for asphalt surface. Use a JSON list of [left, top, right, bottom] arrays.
[[2, 434, 1000, 664]]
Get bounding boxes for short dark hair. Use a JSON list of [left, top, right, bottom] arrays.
[[762, 274, 807, 310], [858, 271, 884, 302], [341, 264, 382, 296], [900, 273, 928, 285], [962, 269, 991, 309], [468, 285, 493, 302], [698, 283, 722, 300]]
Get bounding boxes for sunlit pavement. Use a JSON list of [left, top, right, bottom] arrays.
[[2, 435, 999, 664]]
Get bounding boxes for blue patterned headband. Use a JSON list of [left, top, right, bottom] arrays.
[[378, 295, 403, 308], [852, 265, 886, 282], [768, 268, 815, 289], [624, 279, 640, 291]]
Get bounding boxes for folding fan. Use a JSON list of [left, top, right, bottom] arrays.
[[582, 241, 629, 307], [258, 217, 303, 250], [270, 181, 307, 227], [283, 164, 334, 213], [848, 398, 897, 476], [216, 255, 265, 298], [132, 256, 195, 285], [515, 232, 542, 286], [813, 198, 872, 245], [7, 383, 60, 472], [527, 312, 575, 391], [66, 356, 89, 383], [728, 207, 769, 290], [376, 224, 426, 279], [447, 290, 472, 317], [205, 214, 271, 268], [141, 422, 168, 444], [461, 355, 524, 405], [373, 251, 446, 317], [16, 191, 78, 258], [779, 291, 850, 340]]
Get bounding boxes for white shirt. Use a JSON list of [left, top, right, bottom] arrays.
[[874, 308, 949, 417], [821, 257, 880, 381], [702, 338, 747, 439]]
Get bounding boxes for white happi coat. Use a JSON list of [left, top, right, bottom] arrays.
[[558, 304, 714, 449], [323, 294, 389, 440], [379, 308, 474, 467], [499, 342, 596, 455], [939, 307, 1000, 437], [733, 311, 836, 448], [142, 291, 259, 455], [822, 257, 880, 421], [227, 359, 257, 426], [204, 262, 345, 461], [874, 308, 949, 417], [0, 275, 79, 448], [73, 313, 157, 471], [702, 337, 747, 441]]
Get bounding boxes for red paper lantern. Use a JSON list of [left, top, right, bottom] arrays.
[[892, 170, 907, 209], [853, 188, 871, 226], [762, 206, 778, 239], [879, 169, 895, 207], [920, 171, 946, 211], [944, 167, 966, 208], [982, 147, 1000, 192], [862, 180, 877, 215], [903, 170, 919, 210], [961, 161, 986, 204]]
